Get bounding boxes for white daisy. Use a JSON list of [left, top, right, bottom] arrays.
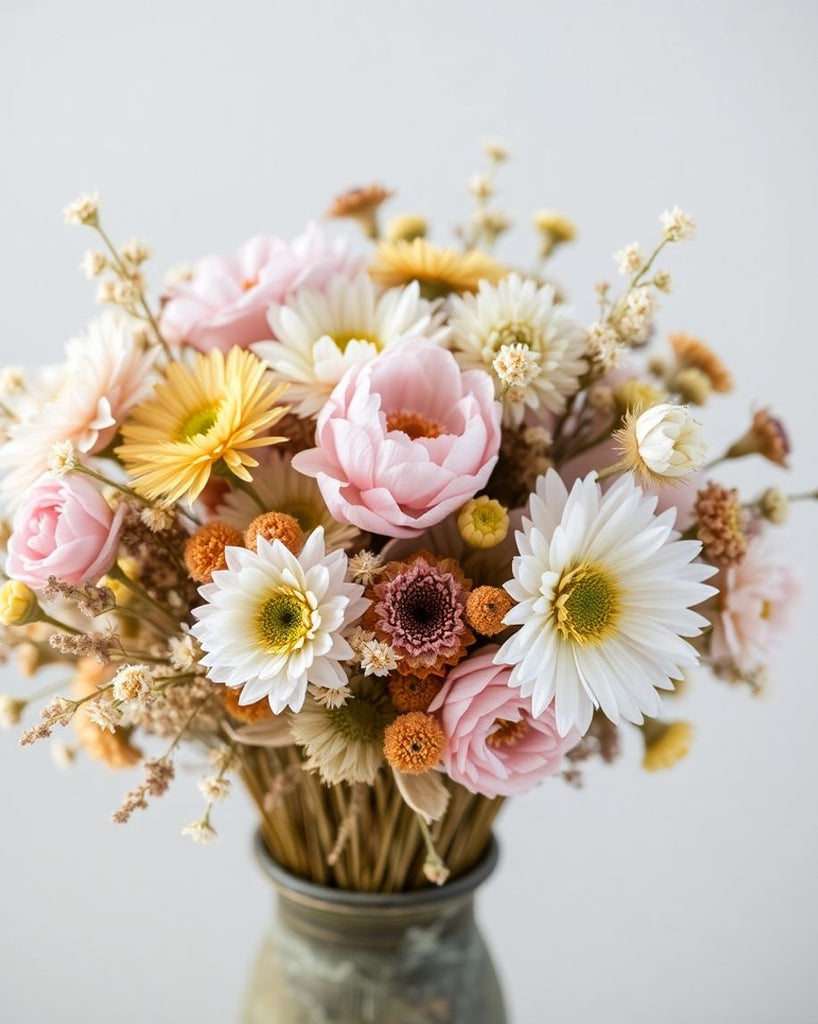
[[253, 271, 448, 416], [495, 470, 717, 736], [214, 450, 359, 551], [449, 274, 587, 426], [191, 527, 369, 714], [0, 313, 157, 507]]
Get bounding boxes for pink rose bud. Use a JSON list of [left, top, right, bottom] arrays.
[[7, 476, 125, 590]]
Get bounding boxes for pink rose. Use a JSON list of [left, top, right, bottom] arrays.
[[7, 476, 125, 589], [709, 534, 800, 674], [292, 341, 501, 538], [428, 647, 580, 798], [160, 224, 361, 353]]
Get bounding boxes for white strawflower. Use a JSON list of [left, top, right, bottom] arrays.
[[450, 274, 586, 426], [358, 639, 399, 678], [615, 243, 643, 276], [495, 470, 717, 736], [112, 665, 153, 702], [191, 528, 369, 714], [46, 441, 77, 478], [63, 192, 100, 226], [253, 272, 448, 417], [168, 631, 200, 672], [215, 450, 359, 552], [618, 402, 707, 484], [660, 206, 695, 242]]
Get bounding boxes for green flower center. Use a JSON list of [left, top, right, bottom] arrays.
[[553, 563, 621, 645], [256, 586, 312, 652], [179, 405, 220, 440], [330, 331, 382, 355], [279, 502, 320, 533], [488, 321, 539, 353]]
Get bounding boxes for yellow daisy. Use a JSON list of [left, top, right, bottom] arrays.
[[369, 239, 507, 299], [116, 348, 288, 504]]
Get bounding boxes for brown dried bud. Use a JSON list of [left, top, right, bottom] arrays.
[[465, 586, 513, 636], [244, 512, 304, 555]]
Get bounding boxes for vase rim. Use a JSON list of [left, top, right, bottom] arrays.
[[253, 829, 499, 911]]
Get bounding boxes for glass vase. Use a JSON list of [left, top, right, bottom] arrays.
[[242, 832, 508, 1024]]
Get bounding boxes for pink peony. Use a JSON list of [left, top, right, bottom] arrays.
[[428, 647, 580, 798], [7, 476, 125, 589], [160, 224, 360, 353], [292, 341, 502, 538], [710, 534, 799, 674]]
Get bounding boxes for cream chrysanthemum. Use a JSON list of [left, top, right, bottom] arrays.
[[215, 450, 359, 551], [450, 274, 587, 426], [253, 272, 447, 417], [116, 347, 288, 504], [369, 239, 507, 299], [191, 528, 369, 714], [290, 675, 394, 785], [0, 314, 157, 507], [495, 470, 717, 736]]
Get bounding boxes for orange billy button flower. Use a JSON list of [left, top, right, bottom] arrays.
[[184, 522, 244, 584], [244, 511, 304, 555], [388, 675, 443, 713], [383, 712, 446, 774], [465, 586, 514, 637]]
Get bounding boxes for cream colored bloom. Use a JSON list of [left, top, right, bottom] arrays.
[[615, 243, 643, 276], [63, 192, 100, 226], [112, 665, 153, 703], [619, 403, 707, 484], [80, 251, 107, 278], [0, 580, 39, 626], [47, 441, 77, 478], [660, 206, 695, 242]]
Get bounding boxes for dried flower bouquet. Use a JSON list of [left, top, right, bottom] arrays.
[[1, 142, 810, 892]]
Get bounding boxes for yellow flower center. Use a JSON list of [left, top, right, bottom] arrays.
[[553, 563, 621, 645], [458, 496, 509, 549], [179, 405, 220, 440], [486, 717, 528, 749], [488, 321, 540, 353], [331, 330, 382, 354], [255, 586, 313, 653]]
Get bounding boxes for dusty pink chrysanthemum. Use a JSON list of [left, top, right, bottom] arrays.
[[365, 552, 474, 680]]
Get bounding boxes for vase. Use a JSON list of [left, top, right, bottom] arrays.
[[242, 831, 508, 1024]]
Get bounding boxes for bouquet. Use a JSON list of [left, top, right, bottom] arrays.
[[1, 142, 809, 892]]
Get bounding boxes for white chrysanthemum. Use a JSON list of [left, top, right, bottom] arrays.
[[0, 313, 157, 507], [215, 450, 359, 551], [191, 528, 369, 714], [495, 470, 717, 736], [253, 272, 448, 416], [450, 274, 587, 426]]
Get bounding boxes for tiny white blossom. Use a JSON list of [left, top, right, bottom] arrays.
[[96, 280, 117, 304], [653, 269, 673, 293], [141, 503, 175, 533], [358, 639, 399, 678], [660, 206, 695, 242], [168, 631, 200, 672], [63, 192, 100, 226], [347, 626, 376, 656], [112, 280, 141, 307], [347, 551, 384, 587], [47, 441, 78, 478], [80, 251, 107, 278], [198, 776, 232, 802], [483, 138, 509, 162], [182, 818, 218, 844], [586, 322, 627, 369], [493, 344, 541, 390], [209, 745, 238, 774], [614, 243, 643, 276], [468, 173, 494, 199], [112, 664, 153, 703], [165, 263, 193, 287], [86, 701, 123, 733], [42, 696, 74, 727], [308, 684, 352, 709], [121, 239, 151, 265]]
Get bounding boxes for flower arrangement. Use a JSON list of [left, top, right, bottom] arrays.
[[1, 142, 811, 892]]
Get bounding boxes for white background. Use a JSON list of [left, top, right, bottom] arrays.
[[2, 2, 817, 1022]]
